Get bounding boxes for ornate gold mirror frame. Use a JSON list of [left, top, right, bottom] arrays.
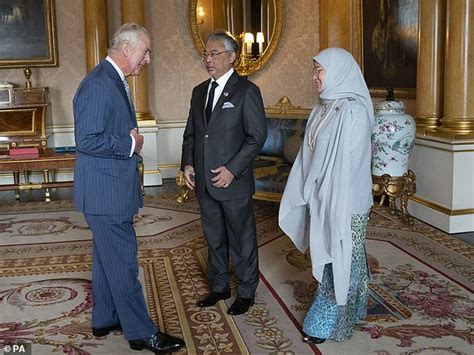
[[188, 0, 283, 76]]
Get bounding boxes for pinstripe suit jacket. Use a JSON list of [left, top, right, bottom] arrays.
[[73, 60, 143, 215]]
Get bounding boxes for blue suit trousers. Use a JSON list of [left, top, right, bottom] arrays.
[[85, 213, 157, 340]]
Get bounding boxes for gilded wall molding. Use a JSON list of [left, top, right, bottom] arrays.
[[410, 195, 474, 216]]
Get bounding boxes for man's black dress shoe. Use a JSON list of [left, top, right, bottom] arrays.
[[227, 297, 254, 315], [302, 332, 326, 344], [129, 331, 185, 353], [197, 291, 231, 307], [92, 323, 122, 337]]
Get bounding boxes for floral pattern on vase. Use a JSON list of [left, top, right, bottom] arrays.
[[371, 100, 416, 176]]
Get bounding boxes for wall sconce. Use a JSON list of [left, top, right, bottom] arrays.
[[197, 6, 205, 25], [236, 32, 264, 76], [243, 32, 254, 55]]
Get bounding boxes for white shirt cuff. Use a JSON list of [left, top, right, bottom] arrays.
[[129, 134, 136, 157]]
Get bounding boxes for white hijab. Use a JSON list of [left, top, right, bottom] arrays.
[[314, 47, 374, 124]]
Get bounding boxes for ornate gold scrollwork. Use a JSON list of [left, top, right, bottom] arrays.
[[176, 171, 189, 203], [372, 170, 417, 225]]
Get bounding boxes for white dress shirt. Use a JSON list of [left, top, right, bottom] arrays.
[[105, 56, 136, 157], [206, 68, 235, 110]]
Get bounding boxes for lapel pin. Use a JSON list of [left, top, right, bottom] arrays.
[[223, 92, 229, 97]]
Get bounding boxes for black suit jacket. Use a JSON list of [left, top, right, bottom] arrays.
[[181, 72, 267, 201]]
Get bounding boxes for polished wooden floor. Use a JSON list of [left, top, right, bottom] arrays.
[[0, 179, 472, 246]]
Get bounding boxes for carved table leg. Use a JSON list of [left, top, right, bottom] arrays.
[[23, 170, 30, 183], [400, 192, 413, 225], [13, 171, 20, 200], [138, 158, 145, 196], [42, 169, 51, 202], [388, 196, 397, 214], [379, 194, 386, 206]]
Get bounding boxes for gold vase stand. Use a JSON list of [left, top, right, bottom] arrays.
[[372, 170, 417, 225]]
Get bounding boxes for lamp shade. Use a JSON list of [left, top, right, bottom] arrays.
[[256, 32, 264, 43], [244, 32, 255, 43]]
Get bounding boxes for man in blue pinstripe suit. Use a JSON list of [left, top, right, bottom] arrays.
[[73, 23, 185, 354]]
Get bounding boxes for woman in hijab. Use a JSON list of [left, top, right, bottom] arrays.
[[279, 47, 374, 343]]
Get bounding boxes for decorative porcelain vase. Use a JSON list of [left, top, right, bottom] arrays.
[[371, 99, 416, 177]]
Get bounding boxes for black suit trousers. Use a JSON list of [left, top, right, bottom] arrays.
[[197, 188, 259, 299]]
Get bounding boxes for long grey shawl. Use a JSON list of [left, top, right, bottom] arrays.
[[278, 48, 374, 305]]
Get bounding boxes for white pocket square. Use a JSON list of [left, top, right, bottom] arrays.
[[222, 102, 235, 109]]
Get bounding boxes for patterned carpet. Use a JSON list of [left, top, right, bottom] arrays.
[[0, 195, 472, 355]]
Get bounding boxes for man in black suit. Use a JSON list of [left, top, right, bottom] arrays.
[[181, 30, 267, 315]]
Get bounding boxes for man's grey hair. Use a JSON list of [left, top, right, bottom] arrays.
[[110, 23, 149, 50], [207, 30, 238, 53]]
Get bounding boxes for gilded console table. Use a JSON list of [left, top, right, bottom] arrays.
[[0, 87, 67, 201], [0, 148, 75, 202]]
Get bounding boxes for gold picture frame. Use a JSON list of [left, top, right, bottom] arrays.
[[358, 0, 418, 98], [0, 0, 58, 68]]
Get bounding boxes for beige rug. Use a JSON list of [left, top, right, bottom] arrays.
[[0, 195, 472, 354]]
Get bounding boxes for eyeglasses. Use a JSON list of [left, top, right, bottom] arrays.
[[312, 66, 324, 75], [201, 50, 229, 61]]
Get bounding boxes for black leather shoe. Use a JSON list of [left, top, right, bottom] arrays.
[[302, 332, 326, 344], [227, 297, 254, 315], [197, 291, 231, 307], [92, 323, 122, 337], [129, 331, 185, 353]]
